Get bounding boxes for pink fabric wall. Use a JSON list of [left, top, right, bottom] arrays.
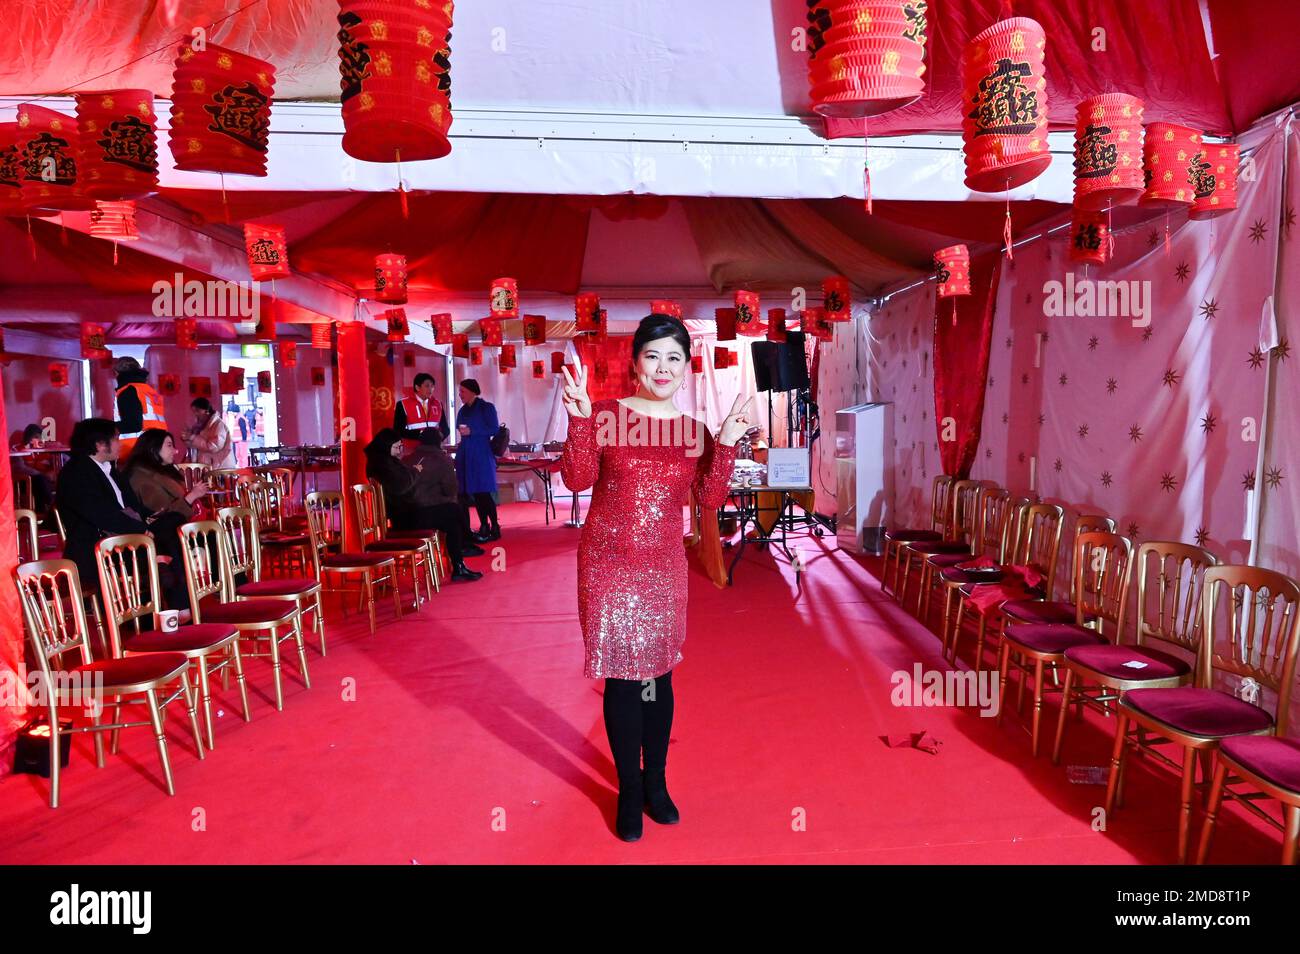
[[1, 353, 85, 446]]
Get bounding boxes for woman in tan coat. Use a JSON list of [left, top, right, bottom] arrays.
[[123, 430, 210, 518], [184, 397, 236, 468]]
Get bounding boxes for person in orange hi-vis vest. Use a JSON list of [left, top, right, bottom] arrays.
[[393, 372, 450, 453], [113, 356, 167, 460]]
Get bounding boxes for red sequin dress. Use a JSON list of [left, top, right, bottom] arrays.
[[559, 398, 739, 680]]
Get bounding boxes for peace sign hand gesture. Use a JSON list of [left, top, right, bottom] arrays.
[[561, 354, 592, 418], [718, 393, 756, 446]]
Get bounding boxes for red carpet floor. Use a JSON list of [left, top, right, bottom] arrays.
[[0, 503, 1284, 864]]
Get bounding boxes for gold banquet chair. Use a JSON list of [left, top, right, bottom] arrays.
[[1000, 513, 1117, 627], [881, 475, 953, 597], [241, 479, 312, 575], [370, 478, 445, 592], [351, 481, 436, 608], [909, 482, 1004, 625], [304, 491, 401, 637], [15, 559, 204, 807]]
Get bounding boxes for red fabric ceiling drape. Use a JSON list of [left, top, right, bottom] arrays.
[[934, 252, 1001, 478]]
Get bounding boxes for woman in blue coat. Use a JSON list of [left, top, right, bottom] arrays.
[[455, 378, 502, 541]]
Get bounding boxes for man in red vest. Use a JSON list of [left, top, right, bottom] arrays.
[[394, 372, 450, 451], [113, 356, 168, 460]]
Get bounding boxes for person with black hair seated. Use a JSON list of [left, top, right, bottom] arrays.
[[12, 423, 55, 513]]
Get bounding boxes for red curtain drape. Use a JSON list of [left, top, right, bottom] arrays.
[[934, 252, 1001, 477], [574, 335, 636, 402], [0, 362, 27, 776]]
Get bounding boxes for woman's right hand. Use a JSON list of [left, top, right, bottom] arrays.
[[560, 354, 591, 418], [187, 479, 210, 503]]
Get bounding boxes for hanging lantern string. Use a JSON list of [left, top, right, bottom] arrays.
[[1105, 203, 1116, 259], [862, 117, 872, 215], [1164, 211, 1172, 255], [396, 147, 409, 220], [59, 212, 69, 248], [220, 172, 230, 224], [1003, 178, 1014, 260], [25, 214, 37, 263], [951, 297, 957, 328]]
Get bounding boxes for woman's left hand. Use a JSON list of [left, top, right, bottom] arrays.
[[718, 394, 756, 446]]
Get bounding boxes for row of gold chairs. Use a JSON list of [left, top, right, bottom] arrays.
[[882, 474, 1300, 864]]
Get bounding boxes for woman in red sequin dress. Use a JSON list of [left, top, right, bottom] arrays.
[[559, 314, 753, 842]]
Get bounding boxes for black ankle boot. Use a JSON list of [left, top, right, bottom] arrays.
[[616, 776, 644, 842], [641, 768, 680, 825], [451, 561, 482, 581]]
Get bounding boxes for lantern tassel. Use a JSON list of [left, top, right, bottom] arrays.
[[1105, 204, 1116, 260], [396, 148, 410, 220], [60, 213, 69, 248], [951, 297, 957, 327], [113, 240, 119, 266], [221, 173, 230, 224], [1003, 190, 1014, 261], [1164, 213, 1171, 256], [862, 119, 872, 214], [25, 214, 36, 263]]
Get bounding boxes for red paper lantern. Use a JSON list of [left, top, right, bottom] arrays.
[[257, 370, 273, 392], [310, 367, 326, 387], [489, 277, 518, 318], [158, 373, 181, 397], [479, 317, 503, 346], [715, 307, 737, 342], [735, 291, 763, 335], [575, 292, 601, 331], [522, 314, 546, 346], [375, 253, 408, 303], [89, 200, 140, 251], [73, 90, 158, 200], [169, 42, 275, 177], [221, 367, 245, 394], [935, 245, 971, 297], [1068, 210, 1109, 265], [808, 1, 928, 118], [767, 308, 788, 342], [960, 18, 1049, 193], [469, 345, 483, 365], [385, 308, 409, 341], [823, 277, 851, 320], [430, 312, 453, 344], [532, 360, 545, 379], [175, 318, 199, 350], [48, 362, 70, 388], [337, 0, 454, 163], [1189, 142, 1239, 220], [279, 340, 298, 367], [650, 299, 682, 318], [402, 350, 415, 368], [500, 343, 517, 368], [1073, 94, 1144, 211], [713, 346, 733, 369], [452, 333, 469, 358], [690, 354, 703, 374], [244, 224, 290, 281], [80, 323, 108, 360], [17, 104, 94, 212], [1140, 122, 1201, 207], [311, 321, 333, 349], [255, 311, 277, 341], [0, 124, 25, 217], [190, 376, 213, 398], [802, 306, 833, 341], [551, 351, 566, 374]]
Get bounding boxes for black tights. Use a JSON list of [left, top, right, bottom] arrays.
[[465, 492, 499, 534], [602, 670, 674, 786]]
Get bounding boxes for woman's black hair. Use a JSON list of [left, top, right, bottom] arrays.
[[632, 313, 691, 360], [123, 429, 182, 481], [69, 418, 118, 457], [459, 378, 481, 396], [191, 397, 215, 415], [364, 427, 405, 459], [22, 424, 42, 444]]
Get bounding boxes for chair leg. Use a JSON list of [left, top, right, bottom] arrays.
[[110, 695, 122, 755], [996, 642, 1012, 727], [898, 552, 912, 607], [1105, 713, 1129, 815], [946, 600, 965, 664], [179, 670, 205, 760], [269, 626, 284, 711], [915, 563, 928, 617], [48, 710, 61, 809], [1030, 659, 1046, 758], [293, 613, 312, 689], [390, 569, 402, 619], [1052, 668, 1076, 765], [1196, 758, 1229, 864], [940, 587, 955, 651], [145, 689, 175, 796], [1178, 746, 1198, 864], [881, 541, 893, 594], [196, 657, 215, 750], [363, 571, 377, 635], [1283, 805, 1300, 865], [231, 640, 251, 722], [973, 614, 989, 671], [313, 591, 327, 656]]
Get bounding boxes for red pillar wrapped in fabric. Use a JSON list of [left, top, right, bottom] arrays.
[[74, 89, 159, 199], [1189, 142, 1239, 220], [0, 363, 27, 778], [960, 18, 1049, 193], [169, 42, 275, 176], [337, 320, 372, 551], [1140, 122, 1201, 207], [1068, 210, 1109, 265], [17, 104, 94, 212], [337, 0, 454, 163], [244, 224, 290, 281], [934, 252, 1001, 478], [808, 0, 928, 118], [1073, 94, 1144, 211]]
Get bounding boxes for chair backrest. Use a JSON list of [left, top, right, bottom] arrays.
[[1064, 514, 1117, 600], [217, 506, 263, 583], [1133, 541, 1219, 657], [973, 488, 1010, 559], [947, 479, 983, 543], [94, 533, 163, 653], [268, 467, 296, 515], [351, 482, 384, 545], [239, 479, 282, 533], [15, 559, 94, 673], [1200, 564, 1300, 734], [13, 474, 34, 511], [177, 520, 235, 614], [176, 462, 210, 493], [997, 497, 1034, 564], [928, 475, 955, 534], [303, 491, 346, 574], [15, 508, 40, 564], [369, 478, 391, 533], [1071, 531, 1133, 638], [1013, 503, 1065, 594]]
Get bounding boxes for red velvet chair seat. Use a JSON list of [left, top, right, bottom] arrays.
[[1003, 599, 1093, 625], [1004, 622, 1106, 656], [202, 598, 297, 625], [73, 653, 190, 689], [261, 532, 310, 546], [236, 579, 320, 597], [1064, 643, 1192, 682], [1123, 687, 1274, 738], [909, 541, 970, 555], [942, 566, 1005, 585], [1219, 735, 1300, 793], [122, 623, 238, 654], [363, 540, 424, 553], [386, 529, 435, 540], [321, 553, 395, 569], [927, 552, 973, 568], [885, 529, 942, 543]]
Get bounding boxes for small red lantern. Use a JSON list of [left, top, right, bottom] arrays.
[[715, 307, 737, 342], [73, 90, 158, 200], [802, 306, 833, 341], [244, 224, 290, 281], [575, 293, 600, 331], [279, 340, 298, 367], [190, 376, 213, 398], [431, 313, 453, 344], [1073, 94, 1144, 211], [590, 309, 608, 339], [375, 253, 408, 303], [257, 370, 273, 392], [522, 314, 546, 346], [767, 308, 788, 342], [532, 360, 545, 379], [551, 351, 566, 374], [311, 321, 332, 349], [80, 323, 108, 360], [402, 350, 415, 368], [1140, 122, 1201, 207], [500, 344, 517, 369], [1189, 142, 1239, 220], [1068, 210, 1109, 265], [385, 308, 409, 341], [221, 367, 245, 394], [650, 299, 682, 318], [690, 354, 703, 374], [158, 373, 181, 397], [49, 362, 70, 387], [735, 291, 763, 335], [452, 333, 470, 358], [935, 245, 971, 297], [960, 18, 1050, 193], [255, 311, 277, 341], [175, 318, 199, 350], [490, 277, 518, 318], [808, 1, 928, 118], [479, 317, 503, 346], [822, 277, 851, 320], [713, 346, 733, 369], [310, 367, 326, 388], [337, 0, 454, 163], [89, 201, 141, 258], [17, 104, 94, 212], [169, 42, 275, 177], [469, 345, 483, 366]]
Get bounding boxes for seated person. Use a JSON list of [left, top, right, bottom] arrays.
[[408, 427, 484, 561], [123, 430, 210, 520], [12, 423, 56, 513]]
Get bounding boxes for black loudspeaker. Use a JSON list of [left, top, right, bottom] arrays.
[[750, 331, 810, 392]]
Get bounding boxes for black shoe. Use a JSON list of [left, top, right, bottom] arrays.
[[483, 527, 502, 542], [451, 563, 483, 581], [642, 769, 680, 825], [470, 531, 493, 544], [462, 542, 485, 556], [616, 779, 644, 842]]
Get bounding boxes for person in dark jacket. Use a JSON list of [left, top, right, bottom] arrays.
[[407, 428, 484, 568], [454, 378, 501, 541]]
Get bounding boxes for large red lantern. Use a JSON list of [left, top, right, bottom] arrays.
[[431, 312, 453, 344], [169, 42, 275, 177], [935, 245, 971, 297], [1072, 94, 1144, 211], [490, 277, 518, 317], [522, 314, 546, 346], [960, 18, 1049, 193], [0, 124, 24, 217], [808, 1, 928, 118], [73, 90, 158, 200], [1067, 210, 1109, 265], [244, 224, 290, 281], [823, 276, 851, 320], [1140, 122, 1201, 207], [17, 104, 94, 212], [311, 321, 333, 349], [1189, 142, 1239, 220], [337, 0, 454, 163], [374, 253, 408, 303]]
